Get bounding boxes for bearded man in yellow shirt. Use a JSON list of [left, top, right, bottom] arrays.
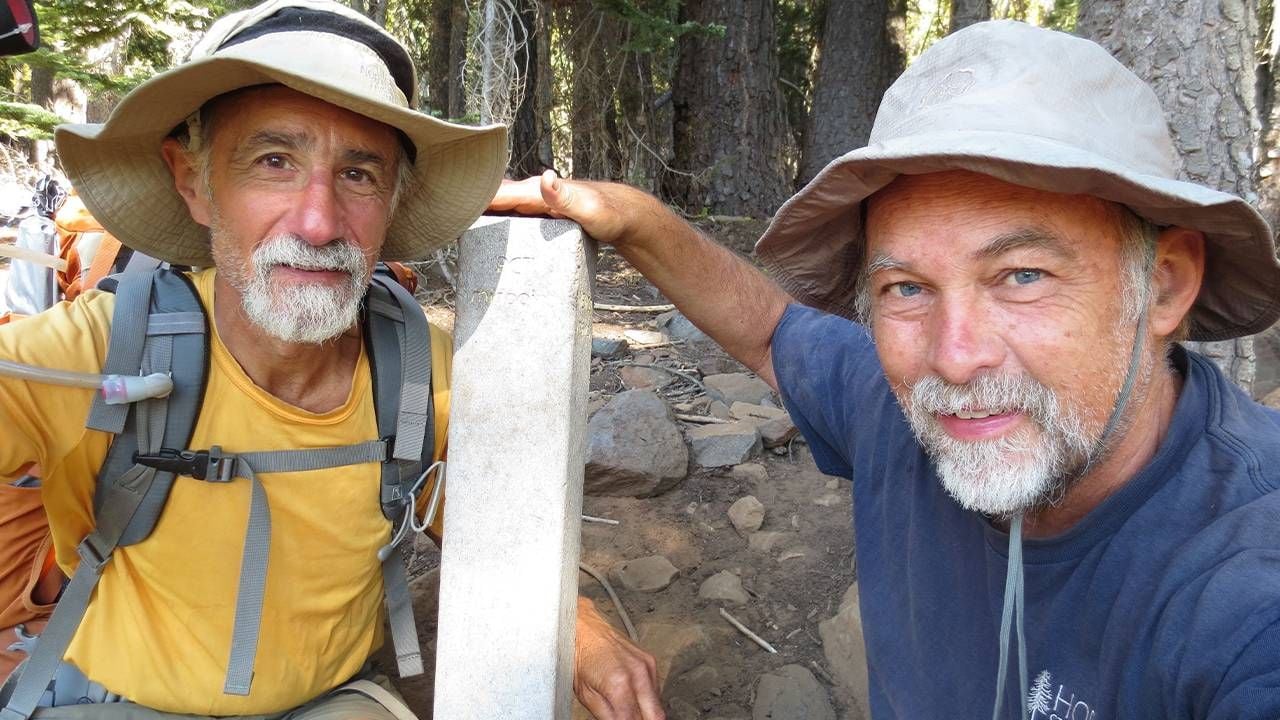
[[0, 1, 662, 718]]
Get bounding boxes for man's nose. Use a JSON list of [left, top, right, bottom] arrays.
[[924, 295, 1006, 385], [289, 173, 343, 245]]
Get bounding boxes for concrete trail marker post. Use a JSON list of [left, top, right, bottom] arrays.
[[434, 216, 596, 720]]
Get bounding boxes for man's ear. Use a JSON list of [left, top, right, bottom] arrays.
[[1149, 227, 1206, 338], [160, 137, 212, 227]]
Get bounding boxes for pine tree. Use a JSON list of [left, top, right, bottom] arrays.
[[1027, 670, 1053, 716]]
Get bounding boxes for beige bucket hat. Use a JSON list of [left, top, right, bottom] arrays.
[[756, 20, 1280, 342], [55, 0, 508, 267]]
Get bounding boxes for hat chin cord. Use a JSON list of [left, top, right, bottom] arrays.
[[991, 307, 1150, 720]]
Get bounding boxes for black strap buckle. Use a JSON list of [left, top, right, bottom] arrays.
[[133, 447, 233, 482]]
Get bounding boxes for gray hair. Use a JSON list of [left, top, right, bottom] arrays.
[[852, 205, 1161, 326]]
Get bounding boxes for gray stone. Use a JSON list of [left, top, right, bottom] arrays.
[[698, 355, 746, 377], [812, 492, 846, 508], [592, 336, 628, 359], [620, 365, 673, 390], [729, 402, 789, 424], [658, 309, 712, 344], [673, 664, 723, 698], [752, 664, 836, 720], [610, 555, 679, 592], [690, 422, 762, 467], [705, 373, 775, 405], [586, 390, 689, 497], [624, 328, 667, 346], [698, 569, 750, 605], [707, 706, 751, 720], [709, 400, 733, 419], [731, 463, 769, 483], [1262, 386, 1280, 409], [819, 583, 871, 720], [727, 495, 766, 535], [667, 698, 702, 720], [758, 416, 798, 448]]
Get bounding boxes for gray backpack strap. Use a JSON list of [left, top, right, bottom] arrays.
[[1, 270, 208, 720], [365, 269, 435, 679]]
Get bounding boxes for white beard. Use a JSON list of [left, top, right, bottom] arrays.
[[901, 372, 1101, 519], [212, 222, 372, 345]]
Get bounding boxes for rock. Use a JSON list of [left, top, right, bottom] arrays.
[[624, 328, 666, 346], [638, 622, 714, 680], [698, 570, 750, 605], [592, 336, 628, 359], [727, 495, 766, 535], [610, 555, 679, 592], [705, 373, 774, 405], [758, 416, 798, 448], [812, 492, 846, 508], [752, 664, 836, 720], [709, 400, 733, 419], [620, 364, 673, 390], [729, 402, 789, 424], [674, 396, 711, 414], [667, 698, 702, 720], [698, 355, 746, 377], [731, 463, 769, 483], [658, 309, 712, 345], [707, 706, 750, 720], [672, 664, 724, 699], [819, 583, 871, 720], [1262, 386, 1280, 409], [690, 422, 762, 467], [586, 390, 689, 497], [747, 531, 791, 553]]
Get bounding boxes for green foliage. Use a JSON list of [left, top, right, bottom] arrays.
[[0, 100, 64, 139], [1041, 0, 1079, 31], [594, 0, 724, 54], [774, 0, 820, 140]]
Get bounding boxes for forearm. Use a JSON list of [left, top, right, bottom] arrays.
[[609, 190, 789, 387]]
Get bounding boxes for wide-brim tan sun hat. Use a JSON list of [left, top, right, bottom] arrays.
[[756, 20, 1280, 342], [55, 0, 508, 267]]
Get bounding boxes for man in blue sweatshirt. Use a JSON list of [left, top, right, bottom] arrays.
[[495, 20, 1280, 720]]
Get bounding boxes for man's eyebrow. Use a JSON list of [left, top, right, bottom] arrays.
[[864, 253, 909, 276], [233, 129, 313, 161], [972, 228, 1078, 262], [341, 147, 391, 169]]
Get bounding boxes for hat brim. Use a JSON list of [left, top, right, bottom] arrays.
[[55, 55, 508, 267], [755, 129, 1280, 341]]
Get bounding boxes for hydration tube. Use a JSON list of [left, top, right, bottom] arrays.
[[0, 359, 172, 404]]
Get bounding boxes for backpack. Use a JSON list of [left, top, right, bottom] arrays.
[[0, 264, 438, 718]]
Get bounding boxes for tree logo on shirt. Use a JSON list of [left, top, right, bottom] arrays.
[[1027, 670, 1097, 720]]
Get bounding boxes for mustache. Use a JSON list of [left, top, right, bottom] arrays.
[[251, 234, 370, 276], [907, 373, 1061, 429]]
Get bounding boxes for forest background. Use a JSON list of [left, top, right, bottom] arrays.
[[2, 0, 1279, 389]]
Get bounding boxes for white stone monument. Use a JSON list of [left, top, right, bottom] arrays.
[[434, 216, 595, 719]]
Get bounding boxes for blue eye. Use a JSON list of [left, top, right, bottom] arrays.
[[1011, 269, 1042, 285], [894, 282, 922, 297]]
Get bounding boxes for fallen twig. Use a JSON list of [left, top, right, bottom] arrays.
[[594, 302, 675, 313], [581, 514, 620, 526], [579, 563, 638, 642], [720, 608, 777, 654]]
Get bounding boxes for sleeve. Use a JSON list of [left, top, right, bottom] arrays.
[[770, 304, 885, 480], [1205, 620, 1280, 719], [0, 292, 114, 478]]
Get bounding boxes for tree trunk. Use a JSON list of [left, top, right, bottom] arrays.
[[663, 0, 793, 217], [426, 0, 469, 119], [509, 0, 554, 177], [949, 0, 991, 32], [798, 0, 906, 187], [1078, 0, 1262, 393], [565, 2, 623, 180]]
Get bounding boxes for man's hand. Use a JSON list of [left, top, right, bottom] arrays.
[[489, 171, 654, 246], [574, 596, 666, 720]]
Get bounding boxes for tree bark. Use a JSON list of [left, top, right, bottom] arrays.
[[510, 0, 554, 177], [564, 1, 623, 180], [426, 0, 469, 119], [949, 0, 991, 32], [1078, 0, 1263, 393], [798, 0, 906, 186], [663, 0, 794, 217]]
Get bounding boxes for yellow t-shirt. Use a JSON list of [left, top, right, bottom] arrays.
[[0, 268, 451, 715]]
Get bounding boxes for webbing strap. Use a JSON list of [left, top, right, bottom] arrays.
[[85, 272, 154, 434], [376, 277, 432, 462], [146, 312, 205, 336], [381, 542, 424, 678], [201, 441, 389, 696]]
